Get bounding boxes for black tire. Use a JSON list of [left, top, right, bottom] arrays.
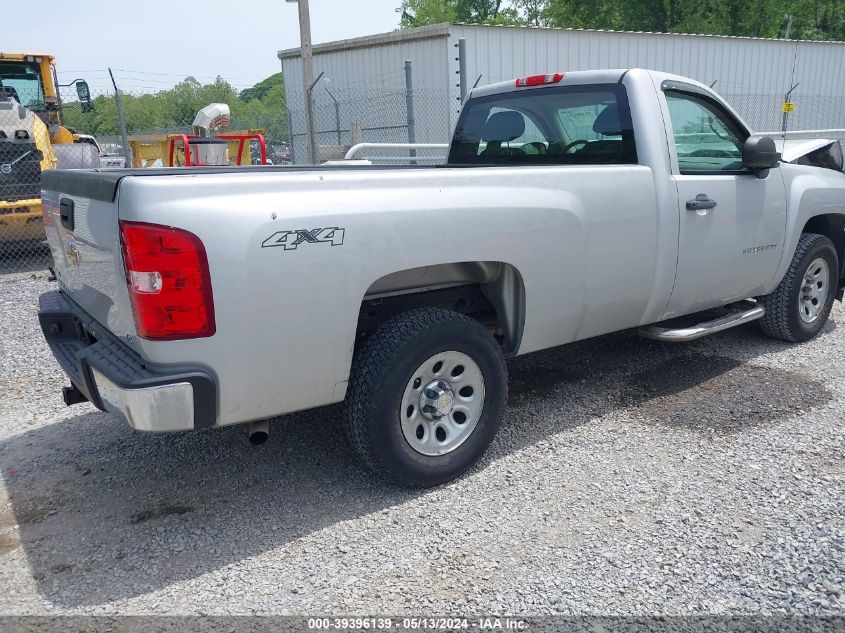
[[342, 307, 507, 487], [759, 233, 839, 342]]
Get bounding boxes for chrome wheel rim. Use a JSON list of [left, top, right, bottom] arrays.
[[400, 351, 485, 456], [799, 257, 830, 324]]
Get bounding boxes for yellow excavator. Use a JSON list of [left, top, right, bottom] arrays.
[[0, 53, 95, 242]]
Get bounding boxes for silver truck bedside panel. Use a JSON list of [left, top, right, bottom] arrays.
[[92, 370, 195, 432]]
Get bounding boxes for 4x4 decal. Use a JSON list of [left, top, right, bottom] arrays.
[[262, 227, 345, 251]]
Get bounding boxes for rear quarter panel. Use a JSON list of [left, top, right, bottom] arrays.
[[118, 165, 660, 426]]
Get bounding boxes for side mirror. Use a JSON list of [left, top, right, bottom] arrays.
[[76, 80, 95, 113], [75, 80, 90, 102], [743, 135, 780, 177]]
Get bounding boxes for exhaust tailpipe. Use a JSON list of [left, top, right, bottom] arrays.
[[248, 420, 269, 446]]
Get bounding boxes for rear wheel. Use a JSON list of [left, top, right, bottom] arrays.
[[759, 233, 838, 342], [342, 308, 507, 487]]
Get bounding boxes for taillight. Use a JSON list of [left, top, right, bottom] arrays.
[[515, 73, 564, 87], [120, 221, 216, 340]]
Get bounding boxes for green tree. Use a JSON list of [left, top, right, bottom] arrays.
[[61, 74, 289, 141], [240, 72, 284, 102], [399, 0, 523, 26], [236, 73, 288, 139], [537, 0, 844, 39], [398, 0, 845, 40]]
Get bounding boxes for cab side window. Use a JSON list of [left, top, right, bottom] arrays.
[[665, 90, 748, 174]]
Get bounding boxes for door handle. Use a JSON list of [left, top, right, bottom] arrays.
[[59, 198, 75, 231], [686, 194, 717, 211]]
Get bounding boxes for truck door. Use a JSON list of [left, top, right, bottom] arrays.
[[662, 85, 787, 317]]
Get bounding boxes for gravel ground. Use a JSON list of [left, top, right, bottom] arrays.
[[0, 275, 842, 617]]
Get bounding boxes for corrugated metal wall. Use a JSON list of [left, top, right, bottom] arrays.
[[280, 27, 453, 161], [280, 23, 845, 160], [454, 25, 837, 92], [452, 24, 845, 133]]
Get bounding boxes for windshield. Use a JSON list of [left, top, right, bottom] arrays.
[[0, 62, 46, 111]]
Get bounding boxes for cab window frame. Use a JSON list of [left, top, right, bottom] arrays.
[[661, 81, 751, 177]]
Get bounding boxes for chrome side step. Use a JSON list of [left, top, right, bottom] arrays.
[[639, 300, 765, 342]]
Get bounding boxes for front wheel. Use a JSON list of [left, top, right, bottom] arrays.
[[759, 233, 839, 342], [342, 308, 507, 487]]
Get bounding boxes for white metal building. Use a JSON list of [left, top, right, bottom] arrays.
[[278, 23, 845, 162]]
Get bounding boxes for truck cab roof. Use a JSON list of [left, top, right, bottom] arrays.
[[471, 68, 716, 97], [468, 68, 752, 136], [470, 68, 631, 99]]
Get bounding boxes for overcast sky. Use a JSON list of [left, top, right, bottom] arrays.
[[5, 0, 402, 92]]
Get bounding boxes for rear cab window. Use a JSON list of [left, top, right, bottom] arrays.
[[449, 84, 637, 166]]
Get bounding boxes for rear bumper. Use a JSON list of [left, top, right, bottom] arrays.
[[38, 290, 217, 431]]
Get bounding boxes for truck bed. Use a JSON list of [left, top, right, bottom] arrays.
[[40, 161, 663, 428], [41, 165, 437, 202]]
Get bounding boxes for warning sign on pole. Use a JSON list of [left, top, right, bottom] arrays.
[[782, 102, 796, 113]]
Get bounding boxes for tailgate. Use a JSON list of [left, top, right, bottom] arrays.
[[41, 170, 135, 338]]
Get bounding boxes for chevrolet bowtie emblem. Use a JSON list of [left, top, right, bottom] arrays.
[[65, 242, 81, 267]]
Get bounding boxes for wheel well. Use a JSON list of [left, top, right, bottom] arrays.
[[802, 214, 845, 279], [357, 262, 526, 354]]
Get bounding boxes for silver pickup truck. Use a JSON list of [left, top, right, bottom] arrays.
[[38, 69, 845, 486]]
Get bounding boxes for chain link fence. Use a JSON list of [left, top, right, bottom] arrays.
[[285, 85, 453, 163], [724, 91, 845, 144], [2, 66, 844, 275], [0, 80, 293, 274]]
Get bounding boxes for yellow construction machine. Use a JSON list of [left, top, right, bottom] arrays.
[[0, 53, 95, 241]]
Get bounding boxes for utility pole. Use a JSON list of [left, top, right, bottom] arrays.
[[287, 0, 317, 163], [457, 38, 468, 103], [405, 60, 416, 164]]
